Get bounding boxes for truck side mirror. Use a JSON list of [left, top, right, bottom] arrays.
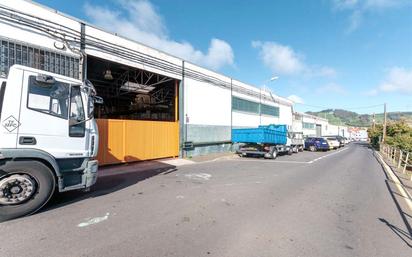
[[94, 96, 104, 104]]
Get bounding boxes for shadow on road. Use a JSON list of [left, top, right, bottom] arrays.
[[41, 161, 177, 214], [379, 218, 412, 248], [353, 141, 374, 149]]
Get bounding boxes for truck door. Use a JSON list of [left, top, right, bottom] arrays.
[[17, 71, 88, 159]]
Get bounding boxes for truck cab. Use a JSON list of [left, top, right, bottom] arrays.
[[0, 65, 100, 221]]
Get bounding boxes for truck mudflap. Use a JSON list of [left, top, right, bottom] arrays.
[[84, 160, 98, 188]]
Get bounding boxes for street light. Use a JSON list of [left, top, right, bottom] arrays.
[[262, 76, 279, 92], [260, 76, 279, 125]]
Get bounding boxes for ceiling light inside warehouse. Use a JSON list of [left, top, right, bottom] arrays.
[[121, 81, 155, 94]]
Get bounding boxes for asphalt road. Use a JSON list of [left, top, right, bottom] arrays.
[[1, 142, 411, 257]]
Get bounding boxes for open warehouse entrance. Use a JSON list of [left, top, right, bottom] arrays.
[[87, 56, 180, 165]]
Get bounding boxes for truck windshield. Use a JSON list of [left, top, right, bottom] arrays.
[[27, 75, 69, 119]]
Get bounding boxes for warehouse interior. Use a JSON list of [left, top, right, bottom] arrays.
[[86, 56, 180, 165], [86, 56, 178, 122]]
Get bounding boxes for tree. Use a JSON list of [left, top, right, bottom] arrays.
[[369, 120, 412, 152]]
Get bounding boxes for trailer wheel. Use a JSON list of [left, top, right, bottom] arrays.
[[0, 161, 55, 222], [271, 149, 278, 159], [292, 146, 298, 153]]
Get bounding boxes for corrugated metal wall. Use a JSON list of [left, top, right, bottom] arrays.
[[96, 119, 179, 165], [0, 37, 80, 79]]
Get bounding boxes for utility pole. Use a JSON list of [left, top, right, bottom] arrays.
[[372, 112, 375, 130], [382, 103, 387, 143]]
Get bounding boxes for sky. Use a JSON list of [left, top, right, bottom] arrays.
[[35, 0, 412, 114]]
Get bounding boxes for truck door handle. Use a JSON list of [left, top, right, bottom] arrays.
[[19, 137, 37, 145]]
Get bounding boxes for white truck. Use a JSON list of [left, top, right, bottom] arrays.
[[289, 131, 304, 153], [0, 65, 101, 221]]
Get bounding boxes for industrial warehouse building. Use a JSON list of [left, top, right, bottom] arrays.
[[0, 0, 346, 165]]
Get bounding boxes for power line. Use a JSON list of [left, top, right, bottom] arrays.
[[295, 102, 384, 111]]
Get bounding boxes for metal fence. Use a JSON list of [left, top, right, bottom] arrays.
[[0, 37, 80, 79], [381, 144, 411, 180]]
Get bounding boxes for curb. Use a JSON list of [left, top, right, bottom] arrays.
[[375, 151, 412, 212]]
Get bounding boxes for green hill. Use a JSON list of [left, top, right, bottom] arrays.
[[306, 109, 412, 127]]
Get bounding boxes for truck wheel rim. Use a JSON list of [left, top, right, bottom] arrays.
[[0, 174, 37, 205]]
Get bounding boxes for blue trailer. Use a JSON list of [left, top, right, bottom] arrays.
[[232, 124, 293, 159]]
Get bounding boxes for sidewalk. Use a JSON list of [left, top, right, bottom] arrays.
[[186, 152, 238, 163], [380, 152, 412, 198], [98, 152, 237, 178]]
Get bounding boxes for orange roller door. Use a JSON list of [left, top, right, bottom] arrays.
[[96, 119, 179, 165]]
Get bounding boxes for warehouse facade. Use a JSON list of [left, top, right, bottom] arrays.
[[0, 0, 295, 164]]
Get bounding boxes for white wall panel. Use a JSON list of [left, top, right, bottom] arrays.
[[260, 115, 280, 125], [232, 112, 260, 127], [184, 78, 231, 126], [279, 105, 293, 126]]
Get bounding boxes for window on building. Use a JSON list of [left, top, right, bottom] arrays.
[[303, 122, 315, 129], [0, 38, 80, 79], [232, 96, 259, 114], [261, 104, 279, 117]]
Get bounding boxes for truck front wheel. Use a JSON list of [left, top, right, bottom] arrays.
[[0, 161, 55, 222]]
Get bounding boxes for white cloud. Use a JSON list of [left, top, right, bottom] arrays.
[[252, 41, 336, 77], [333, 0, 359, 10], [363, 89, 378, 96], [377, 67, 412, 93], [84, 0, 234, 70], [332, 0, 412, 32], [364, 0, 408, 9], [312, 66, 338, 77], [287, 95, 305, 104], [316, 83, 348, 95], [347, 10, 362, 33], [333, 0, 410, 10], [252, 41, 305, 75]]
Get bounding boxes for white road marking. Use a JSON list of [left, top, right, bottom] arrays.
[[309, 147, 349, 163], [77, 213, 110, 228], [184, 173, 212, 180], [376, 152, 412, 212], [176, 195, 185, 199], [233, 159, 310, 164]]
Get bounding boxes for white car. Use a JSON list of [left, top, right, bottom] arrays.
[[324, 137, 340, 150]]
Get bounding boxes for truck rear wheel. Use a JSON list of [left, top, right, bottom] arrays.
[[0, 161, 55, 222]]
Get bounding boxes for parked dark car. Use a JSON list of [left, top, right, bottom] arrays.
[[304, 137, 330, 151]]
